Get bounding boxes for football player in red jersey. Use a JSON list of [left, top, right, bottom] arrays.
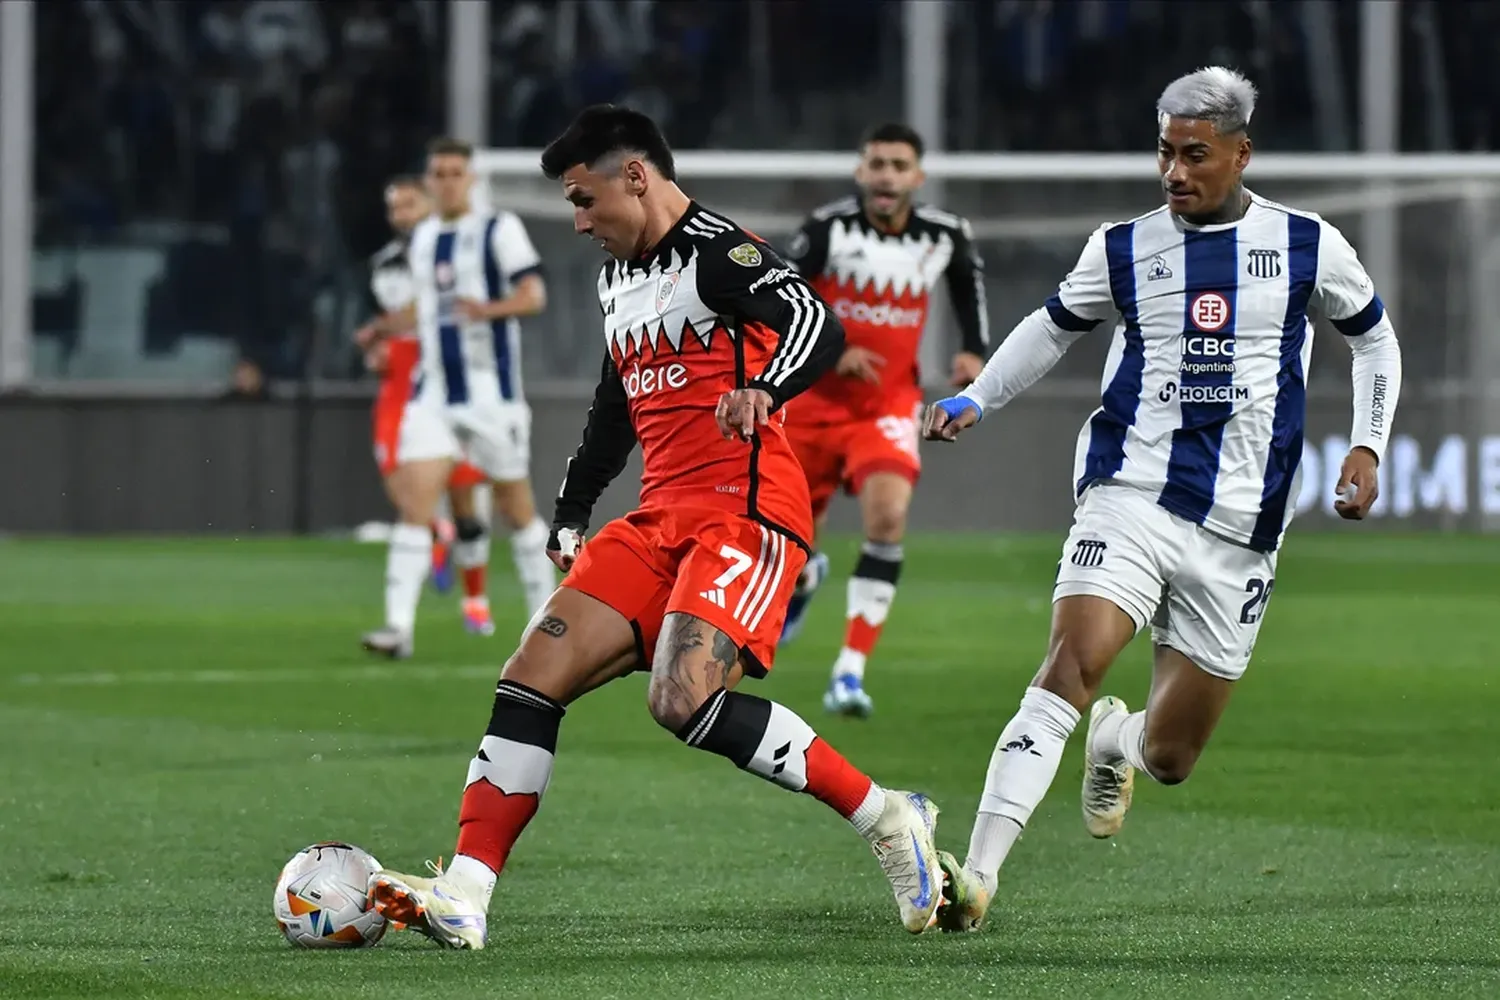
[[355, 177, 496, 631], [366, 106, 944, 948], [779, 123, 990, 718]]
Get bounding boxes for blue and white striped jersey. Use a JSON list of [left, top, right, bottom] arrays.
[[1040, 193, 1388, 552], [407, 209, 543, 405]]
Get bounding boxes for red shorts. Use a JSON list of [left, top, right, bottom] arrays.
[[786, 396, 924, 520], [562, 506, 807, 677], [373, 395, 485, 487]]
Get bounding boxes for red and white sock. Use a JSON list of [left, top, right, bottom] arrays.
[[833, 541, 903, 681], [451, 680, 564, 911], [677, 689, 887, 837]]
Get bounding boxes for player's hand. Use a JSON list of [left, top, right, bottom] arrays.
[[716, 388, 774, 441], [949, 351, 984, 388], [1334, 447, 1380, 520], [353, 321, 382, 350], [456, 298, 492, 322], [364, 341, 390, 374], [836, 346, 886, 384], [547, 525, 585, 572], [923, 396, 983, 442]]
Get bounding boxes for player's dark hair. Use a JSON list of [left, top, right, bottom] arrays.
[[427, 136, 474, 160], [385, 174, 425, 192], [860, 122, 925, 159], [540, 105, 677, 182]]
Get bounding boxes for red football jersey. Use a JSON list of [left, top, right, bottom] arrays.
[[555, 203, 845, 549], [784, 196, 989, 422]]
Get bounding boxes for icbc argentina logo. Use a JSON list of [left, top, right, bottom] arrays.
[[1190, 292, 1230, 332]]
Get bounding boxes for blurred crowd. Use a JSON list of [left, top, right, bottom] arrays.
[[30, 0, 1500, 385]]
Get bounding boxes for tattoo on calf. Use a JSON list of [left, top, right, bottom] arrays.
[[536, 615, 568, 638]]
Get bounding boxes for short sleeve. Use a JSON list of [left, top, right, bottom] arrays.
[[1315, 220, 1385, 336], [370, 266, 414, 312], [1044, 225, 1113, 332], [490, 211, 544, 282]]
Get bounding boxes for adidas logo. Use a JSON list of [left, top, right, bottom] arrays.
[[699, 587, 726, 607]]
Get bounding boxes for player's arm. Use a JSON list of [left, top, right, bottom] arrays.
[[459, 212, 548, 322], [1316, 222, 1404, 520], [698, 238, 845, 439], [925, 224, 1114, 441], [355, 265, 417, 350], [550, 352, 638, 568], [944, 217, 991, 386], [781, 216, 830, 278]]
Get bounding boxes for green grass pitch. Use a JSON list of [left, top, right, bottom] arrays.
[[1, 532, 1498, 999]]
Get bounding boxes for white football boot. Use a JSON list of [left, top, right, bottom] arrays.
[[930, 851, 996, 933], [865, 790, 942, 933], [1082, 695, 1136, 839], [823, 672, 875, 718], [361, 627, 413, 660], [368, 860, 487, 950]]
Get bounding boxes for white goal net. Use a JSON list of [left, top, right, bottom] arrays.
[[475, 151, 1500, 419]]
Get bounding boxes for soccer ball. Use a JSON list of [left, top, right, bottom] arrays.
[[273, 841, 387, 948]]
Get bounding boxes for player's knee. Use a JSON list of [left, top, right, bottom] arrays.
[[645, 674, 698, 734], [1142, 740, 1200, 785], [454, 517, 486, 543], [863, 504, 906, 544]]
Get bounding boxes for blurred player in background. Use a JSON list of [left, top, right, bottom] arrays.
[[366, 106, 944, 949], [356, 176, 495, 624], [780, 123, 989, 718], [360, 139, 556, 659], [922, 67, 1404, 931]]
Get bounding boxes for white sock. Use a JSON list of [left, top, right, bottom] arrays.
[[1094, 709, 1151, 776], [510, 517, 555, 616], [453, 534, 491, 576], [850, 783, 888, 839], [966, 686, 1080, 881], [446, 853, 498, 912], [384, 522, 431, 634], [833, 647, 867, 680], [833, 570, 897, 682]]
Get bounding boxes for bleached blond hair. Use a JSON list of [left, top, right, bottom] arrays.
[[1157, 66, 1258, 135]]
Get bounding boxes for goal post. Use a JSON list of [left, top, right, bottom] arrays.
[[479, 149, 1497, 394]]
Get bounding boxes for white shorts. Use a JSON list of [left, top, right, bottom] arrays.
[[396, 396, 532, 483], [1052, 484, 1279, 680]]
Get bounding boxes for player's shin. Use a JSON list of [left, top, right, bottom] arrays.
[[966, 686, 1080, 880], [509, 517, 555, 616], [676, 689, 886, 835], [451, 679, 565, 911], [835, 542, 903, 681], [385, 522, 433, 634]]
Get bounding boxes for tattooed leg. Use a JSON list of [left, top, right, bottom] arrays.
[[651, 613, 889, 835], [500, 587, 641, 705]]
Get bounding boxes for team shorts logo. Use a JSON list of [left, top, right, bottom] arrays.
[[1190, 292, 1230, 332], [1071, 538, 1107, 568], [1246, 248, 1282, 279], [727, 242, 763, 268]]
